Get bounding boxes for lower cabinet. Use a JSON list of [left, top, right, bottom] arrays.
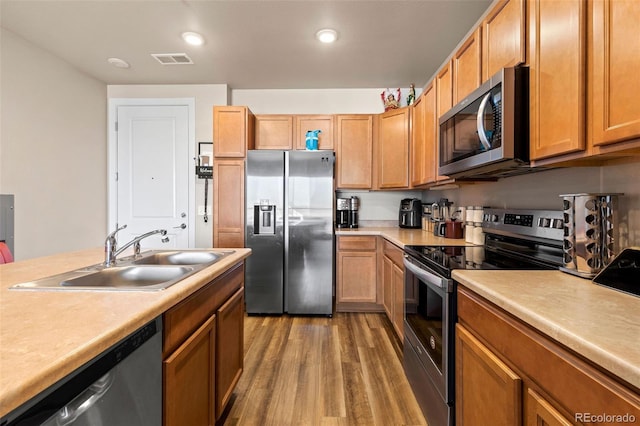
[[164, 315, 217, 426], [163, 262, 245, 425], [456, 286, 640, 425], [215, 288, 244, 416], [382, 240, 405, 340], [336, 236, 380, 312]]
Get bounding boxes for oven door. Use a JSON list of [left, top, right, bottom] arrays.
[[403, 255, 454, 403]]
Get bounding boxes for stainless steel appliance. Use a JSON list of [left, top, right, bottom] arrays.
[[245, 150, 335, 315], [348, 196, 359, 228], [403, 209, 564, 426], [2, 317, 162, 426], [560, 193, 622, 278], [399, 198, 422, 229], [439, 67, 530, 179], [336, 198, 349, 228]]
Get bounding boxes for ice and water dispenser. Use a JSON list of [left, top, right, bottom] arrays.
[[254, 200, 276, 235]]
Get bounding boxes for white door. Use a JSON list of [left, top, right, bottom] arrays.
[[115, 105, 190, 250]]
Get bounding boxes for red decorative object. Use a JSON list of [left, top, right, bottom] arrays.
[[381, 88, 401, 111]]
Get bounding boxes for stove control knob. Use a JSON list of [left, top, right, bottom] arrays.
[[492, 214, 499, 222], [552, 218, 564, 229]]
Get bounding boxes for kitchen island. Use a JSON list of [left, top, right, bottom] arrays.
[[454, 269, 640, 422], [0, 247, 251, 419]]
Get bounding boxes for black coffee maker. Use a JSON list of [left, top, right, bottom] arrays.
[[399, 198, 422, 228], [336, 198, 349, 228]]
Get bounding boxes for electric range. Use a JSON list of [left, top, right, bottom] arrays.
[[402, 208, 565, 426]]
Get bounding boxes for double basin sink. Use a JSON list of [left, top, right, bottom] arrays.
[[11, 250, 234, 291]]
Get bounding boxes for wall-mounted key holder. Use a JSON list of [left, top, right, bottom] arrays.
[[196, 142, 213, 179], [196, 142, 213, 223]]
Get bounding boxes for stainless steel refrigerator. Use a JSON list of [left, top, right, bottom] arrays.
[[245, 150, 334, 315]]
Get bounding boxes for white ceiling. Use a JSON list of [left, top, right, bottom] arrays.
[[0, 0, 492, 90]]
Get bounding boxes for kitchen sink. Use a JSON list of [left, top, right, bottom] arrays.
[[10, 249, 234, 291], [133, 250, 224, 266], [60, 265, 194, 290]]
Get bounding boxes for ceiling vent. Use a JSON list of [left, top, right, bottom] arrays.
[[151, 53, 194, 65]]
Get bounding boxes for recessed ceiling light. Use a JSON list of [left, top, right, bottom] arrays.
[[316, 29, 338, 43], [107, 57, 130, 69], [182, 32, 205, 46]]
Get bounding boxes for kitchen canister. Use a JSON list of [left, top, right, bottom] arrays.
[[560, 193, 622, 278]]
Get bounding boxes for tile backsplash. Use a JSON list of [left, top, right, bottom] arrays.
[[339, 161, 639, 248]]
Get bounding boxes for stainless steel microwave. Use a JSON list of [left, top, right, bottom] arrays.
[[439, 67, 529, 179]]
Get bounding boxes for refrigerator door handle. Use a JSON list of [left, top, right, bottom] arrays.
[[283, 151, 290, 312]]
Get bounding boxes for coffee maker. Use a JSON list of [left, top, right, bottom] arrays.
[[348, 196, 359, 228], [336, 198, 349, 228]]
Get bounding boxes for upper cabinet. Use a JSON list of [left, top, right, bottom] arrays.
[[411, 93, 427, 187], [378, 107, 410, 189], [590, 0, 640, 148], [336, 115, 374, 189], [482, 0, 526, 81], [453, 28, 483, 105], [435, 62, 453, 181], [294, 115, 334, 150], [213, 106, 255, 158], [255, 115, 293, 150], [529, 0, 586, 160]]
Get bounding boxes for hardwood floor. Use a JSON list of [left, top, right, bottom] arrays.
[[219, 313, 427, 426]]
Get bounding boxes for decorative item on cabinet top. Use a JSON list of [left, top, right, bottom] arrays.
[[305, 130, 321, 150], [381, 88, 401, 111]]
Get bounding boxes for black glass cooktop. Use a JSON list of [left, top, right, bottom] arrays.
[[404, 234, 564, 278], [593, 248, 640, 297]]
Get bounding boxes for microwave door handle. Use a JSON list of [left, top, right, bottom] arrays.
[[476, 92, 492, 151]]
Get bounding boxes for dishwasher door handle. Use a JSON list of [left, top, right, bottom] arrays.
[[50, 371, 115, 426]]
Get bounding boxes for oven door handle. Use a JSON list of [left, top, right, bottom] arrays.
[[404, 255, 453, 292]]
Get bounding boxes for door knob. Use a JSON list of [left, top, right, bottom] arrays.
[[174, 223, 187, 229]]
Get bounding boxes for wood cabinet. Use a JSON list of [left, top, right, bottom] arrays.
[[378, 107, 410, 189], [482, 0, 526, 81], [453, 27, 483, 105], [255, 115, 293, 150], [213, 106, 254, 158], [294, 115, 334, 150], [526, 388, 573, 426], [457, 286, 640, 425], [213, 160, 244, 248], [410, 93, 426, 187], [164, 315, 216, 426], [336, 236, 381, 312], [590, 0, 640, 148], [382, 240, 404, 340], [529, 0, 586, 160], [436, 63, 453, 181], [335, 115, 374, 189], [456, 324, 522, 425], [163, 262, 245, 425], [215, 288, 244, 417]]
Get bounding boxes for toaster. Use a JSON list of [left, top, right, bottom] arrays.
[[399, 198, 422, 229]]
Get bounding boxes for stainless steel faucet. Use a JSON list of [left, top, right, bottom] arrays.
[[104, 224, 169, 266]]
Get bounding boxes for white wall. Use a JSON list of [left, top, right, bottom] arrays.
[[107, 84, 228, 248], [232, 88, 421, 114], [0, 29, 107, 260]]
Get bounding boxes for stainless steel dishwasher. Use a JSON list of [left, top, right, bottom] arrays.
[[1, 317, 162, 426]]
